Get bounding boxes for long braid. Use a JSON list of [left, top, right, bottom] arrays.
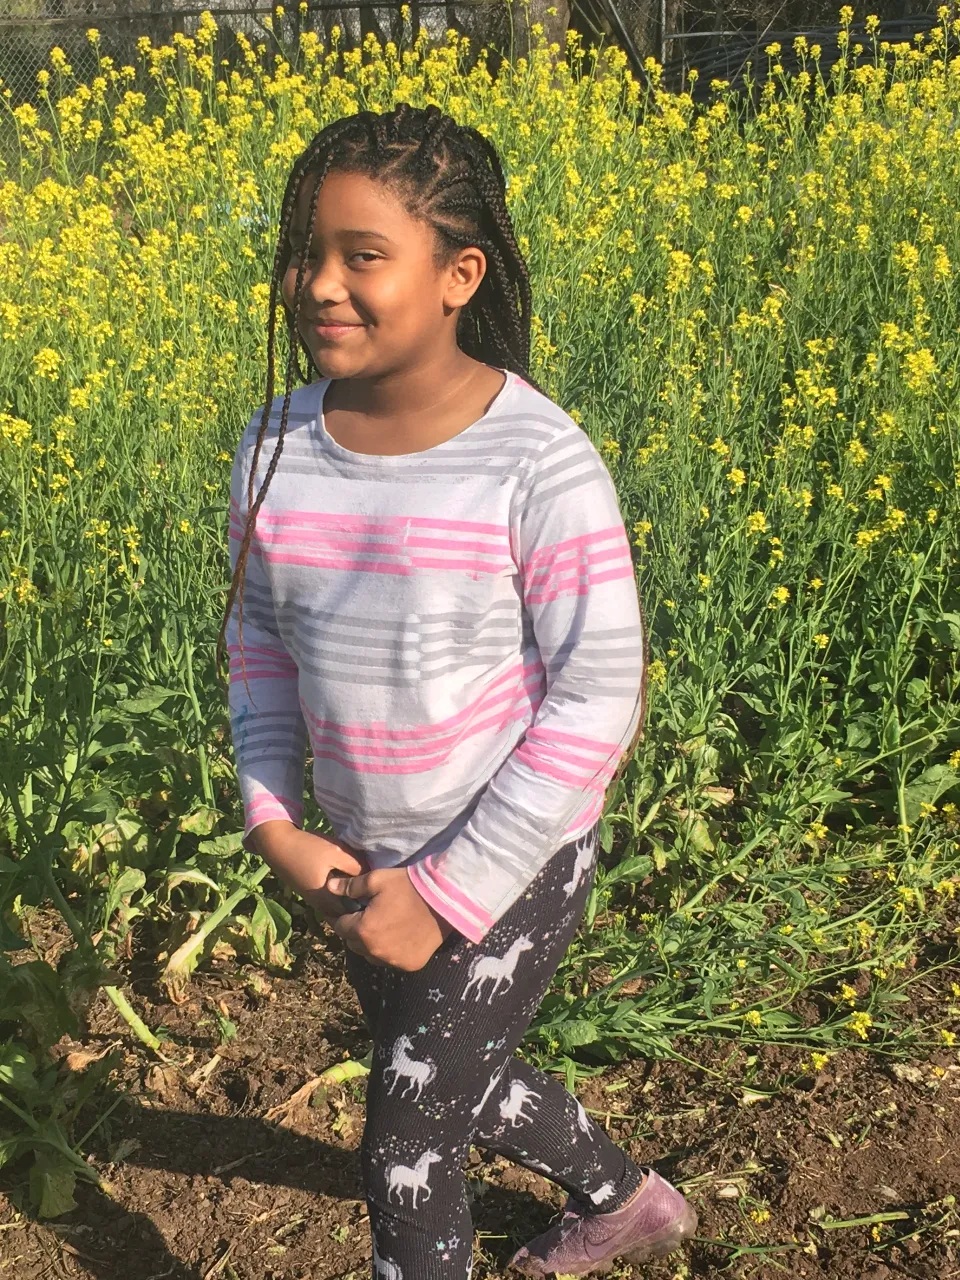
[[217, 104, 549, 710]]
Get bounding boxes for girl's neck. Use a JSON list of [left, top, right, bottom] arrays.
[[321, 356, 507, 457]]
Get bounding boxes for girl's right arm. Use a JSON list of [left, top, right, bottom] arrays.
[[226, 427, 363, 913], [226, 429, 310, 850]]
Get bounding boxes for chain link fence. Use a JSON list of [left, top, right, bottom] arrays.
[[0, 0, 523, 104], [0, 0, 945, 106]]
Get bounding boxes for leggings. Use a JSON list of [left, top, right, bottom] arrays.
[[345, 825, 646, 1279]]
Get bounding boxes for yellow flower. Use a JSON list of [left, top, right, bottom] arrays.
[[941, 1030, 957, 1047], [698, 573, 711, 591], [848, 1011, 873, 1040], [33, 348, 62, 381], [902, 347, 937, 395], [846, 439, 869, 465], [813, 633, 829, 648], [768, 585, 790, 607], [0, 414, 32, 447], [632, 519, 652, 549], [744, 1010, 762, 1027], [809, 576, 824, 590], [727, 467, 746, 490], [648, 659, 667, 686], [745, 510, 767, 535]]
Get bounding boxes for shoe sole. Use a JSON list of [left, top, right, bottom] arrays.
[[511, 1202, 699, 1276]]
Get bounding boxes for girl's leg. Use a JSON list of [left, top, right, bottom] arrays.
[[469, 1056, 644, 1209], [349, 827, 645, 1278]]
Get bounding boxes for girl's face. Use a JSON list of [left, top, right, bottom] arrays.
[[281, 169, 485, 379]]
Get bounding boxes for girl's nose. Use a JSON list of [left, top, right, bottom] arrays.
[[301, 256, 350, 307]]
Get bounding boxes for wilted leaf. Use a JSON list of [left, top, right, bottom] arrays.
[[178, 807, 223, 836]]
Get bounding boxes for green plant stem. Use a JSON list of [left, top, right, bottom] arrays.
[[103, 986, 166, 1054], [161, 862, 271, 998], [183, 641, 214, 807]]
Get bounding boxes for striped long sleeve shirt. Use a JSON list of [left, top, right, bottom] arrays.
[[226, 369, 645, 943]]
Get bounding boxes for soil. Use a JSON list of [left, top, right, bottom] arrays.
[[1, 916, 958, 1280]]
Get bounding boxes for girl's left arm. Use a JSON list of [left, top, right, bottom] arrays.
[[407, 428, 645, 943]]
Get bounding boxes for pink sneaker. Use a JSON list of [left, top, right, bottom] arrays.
[[509, 1170, 697, 1276]]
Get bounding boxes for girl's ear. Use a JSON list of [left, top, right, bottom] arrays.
[[442, 245, 487, 311]]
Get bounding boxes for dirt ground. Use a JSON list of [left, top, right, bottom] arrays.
[[1, 920, 958, 1280]]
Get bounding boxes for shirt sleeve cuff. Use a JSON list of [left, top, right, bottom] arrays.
[[407, 859, 494, 945], [241, 794, 304, 853]]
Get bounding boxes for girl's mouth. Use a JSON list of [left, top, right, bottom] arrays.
[[310, 322, 365, 341]]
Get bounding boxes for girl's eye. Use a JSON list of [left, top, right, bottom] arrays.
[[288, 248, 380, 264]]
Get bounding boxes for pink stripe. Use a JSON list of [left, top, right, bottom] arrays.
[[299, 662, 542, 744], [513, 744, 594, 787], [564, 793, 605, 836], [407, 866, 488, 943], [252, 548, 507, 577], [307, 699, 542, 774], [411, 859, 494, 929], [230, 666, 298, 682], [245, 794, 302, 824], [525, 726, 621, 754], [527, 562, 634, 605], [306, 696, 527, 759], [525, 545, 628, 590], [248, 527, 508, 559], [525, 526, 626, 568], [227, 643, 297, 664], [518, 739, 612, 776], [229, 499, 506, 536]]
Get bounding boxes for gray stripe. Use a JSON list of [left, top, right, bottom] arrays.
[[525, 470, 604, 508]]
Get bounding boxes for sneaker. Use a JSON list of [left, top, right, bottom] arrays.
[[509, 1170, 697, 1276]]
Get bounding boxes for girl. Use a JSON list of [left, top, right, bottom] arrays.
[[217, 103, 697, 1278]]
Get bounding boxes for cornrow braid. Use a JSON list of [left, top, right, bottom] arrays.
[[216, 104, 547, 713]]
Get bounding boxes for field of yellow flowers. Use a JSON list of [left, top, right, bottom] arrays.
[[0, 5, 959, 1220]]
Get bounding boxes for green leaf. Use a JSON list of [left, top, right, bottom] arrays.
[[76, 789, 120, 823], [554, 1019, 599, 1051], [806, 787, 853, 806], [903, 764, 959, 823], [605, 855, 654, 885], [197, 831, 245, 858], [0, 1043, 39, 1099], [0, 1134, 24, 1171], [117, 687, 182, 715], [598, 816, 614, 855], [30, 1150, 78, 1219], [0, 960, 79, 1052]]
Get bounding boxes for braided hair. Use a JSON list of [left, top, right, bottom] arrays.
[[216, 102, 546, 700]]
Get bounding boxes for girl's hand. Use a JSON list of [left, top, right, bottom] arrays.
[[251, 822, 368, 921], [325, 867, 455, 970]]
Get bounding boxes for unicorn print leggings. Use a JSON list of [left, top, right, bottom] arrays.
[[344, 825, 647, 1279]]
